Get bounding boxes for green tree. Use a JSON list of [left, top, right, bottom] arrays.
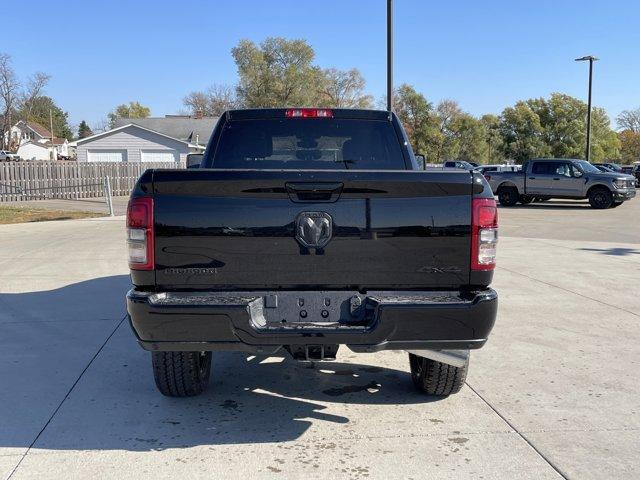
[[108, 101, 151, 128], [392, 84, 441, 162], [526, 93, 619, 162], [527, 94, 585, 158], [448, 113, 490, 164], [78, 120, 93, 138], [480, 114, 504, 163], [434, 100, 459, 161], [499, 101, 550, 162], [232, 37, 324, 108], [589, 106, 620, 161], [618, 130, 640, 164], [19, 96, 73, 140]]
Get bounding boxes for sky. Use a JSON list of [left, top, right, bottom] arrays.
[[5, 0, 640, 130]]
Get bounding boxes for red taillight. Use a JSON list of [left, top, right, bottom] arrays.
[[126, 197, 154, 270], [483, 174, 491, 181], [471, 198, 498, 271], [285, 108, 333, 118]]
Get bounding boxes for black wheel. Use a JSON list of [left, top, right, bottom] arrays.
[[409, 353, 468, 396], [519, 195, 534, 205], [497, 187, 519, 207], [588, 188, 613, 209], [611, 201, 623, 208], [152, 351, 211, 397]]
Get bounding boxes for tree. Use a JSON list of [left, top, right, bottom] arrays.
[[436, 100, 465, 161], [618, 130, 640, 164], [317, 68, 372, 108], [480, 114, 504, 163], [20, 72, 51, 122], [616, 108, 640, 133], [19, 96, 73, 140], [499, 101, 550, 162], [392, 87, 491, 164], [392, 84, 441, 162], [1, 54, 53, 150], [526, 93, 618, 161], [448, 113, 490, 164], [232, 37, 324, 107], [497, 93, 619, 163], [78, 120, 93, 138], [108, 101, 150, 128], [527, 93, 585, 159], [588, 106, 620, 161], [0, 53, 19, 149], [183, 84, 238, 116]]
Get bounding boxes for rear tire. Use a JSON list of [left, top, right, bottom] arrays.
[[497, 187, 519, 207], [588, 187, 613, 209], [152, 351, 211, 397], [409, 353, 468, 396], [519, 195, 534, 205]]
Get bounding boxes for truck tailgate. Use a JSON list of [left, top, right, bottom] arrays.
[[152, 169, 473, 290]]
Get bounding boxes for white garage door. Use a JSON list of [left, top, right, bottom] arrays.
[[87, 150, 127, 163], [141, 150, 178, 163]]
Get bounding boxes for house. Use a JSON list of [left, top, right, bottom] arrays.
[[6, 120, 52, 146], [17, 138, 70, 161], [71, 115, 218, 163], [8, 120, 71, 160]]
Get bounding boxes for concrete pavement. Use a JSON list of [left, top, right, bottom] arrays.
[[1, 200, 639, 479]]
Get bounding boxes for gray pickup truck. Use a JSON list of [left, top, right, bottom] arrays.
[[486, 158, 636, 208]]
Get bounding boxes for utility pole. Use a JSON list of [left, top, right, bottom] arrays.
[[49, 108, 55, 160], [575, 55, 598, 162], [387, 0, 393, 112]]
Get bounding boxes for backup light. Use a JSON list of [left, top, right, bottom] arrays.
[[126, 197, 154, 270], [471, 198, 498, 271]]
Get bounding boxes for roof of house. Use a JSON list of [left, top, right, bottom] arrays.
[[70, 123, 205, 149], [114, 116, 218, 145], [18, 138, 67, 148], [15, 120, 53, 138], [17, 141, 49, 150]]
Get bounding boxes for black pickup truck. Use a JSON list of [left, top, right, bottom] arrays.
[[126, 108, 498, 398]]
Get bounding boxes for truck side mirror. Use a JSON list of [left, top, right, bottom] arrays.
[[186, 153, 203, 169], [415, 154, 426, 170]]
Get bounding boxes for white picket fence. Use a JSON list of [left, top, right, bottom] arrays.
[[0, 161, 185, 202]]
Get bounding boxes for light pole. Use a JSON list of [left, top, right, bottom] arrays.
[[575, 55, 598, 162], [387, 0, 393, 112]]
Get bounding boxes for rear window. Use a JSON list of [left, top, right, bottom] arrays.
[[210, 118, 406, 169]]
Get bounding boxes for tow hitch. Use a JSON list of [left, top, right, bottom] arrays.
[[285, 344, 340, 361]]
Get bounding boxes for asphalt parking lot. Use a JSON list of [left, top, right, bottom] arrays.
[[1, 199, 638, 479]]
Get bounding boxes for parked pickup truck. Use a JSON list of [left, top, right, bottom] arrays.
[[486, 158, 636, 208], [126, 108, 498, 398]]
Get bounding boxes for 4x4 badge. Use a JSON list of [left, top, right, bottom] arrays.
[[295, 212, 333, 248]]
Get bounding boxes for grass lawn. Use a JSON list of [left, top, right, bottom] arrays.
[[0, 205, 105, 224]]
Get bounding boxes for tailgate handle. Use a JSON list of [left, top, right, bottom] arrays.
[[286, 182, 344, 203]]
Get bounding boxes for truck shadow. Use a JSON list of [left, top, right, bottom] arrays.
[[0, 275, 448, 453], [499, 200, 591, 210], [579, 247, 640, 256]]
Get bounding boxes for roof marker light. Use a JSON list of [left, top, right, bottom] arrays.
[[285, 108, 333, 118]]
